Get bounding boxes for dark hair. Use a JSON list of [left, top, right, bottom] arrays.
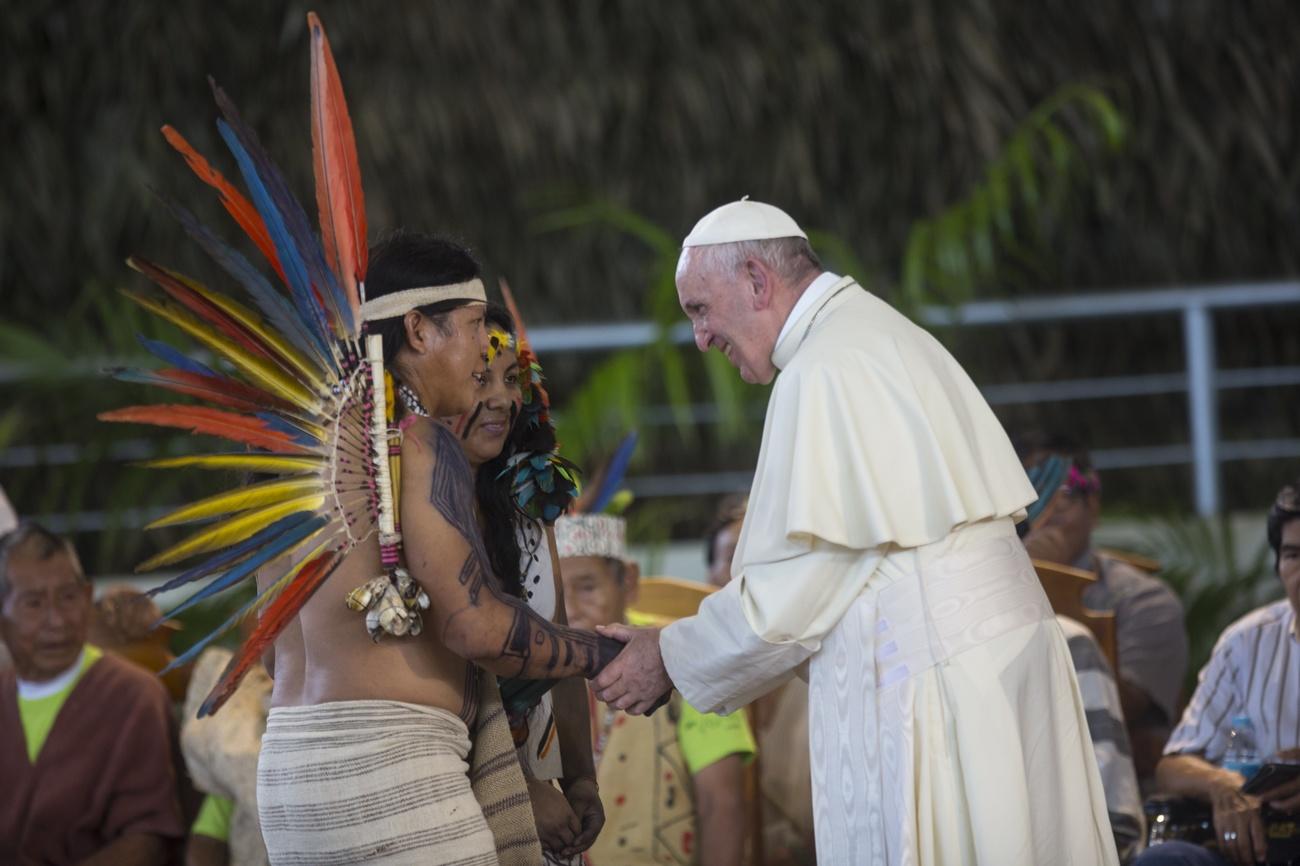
[[1010, 431, 1095, 475], [0, 521, 85, 600], [704, 493, 748, 568], [364, 230, 482, 367], [1267, 478, 1300, 572], [473, 304, 531, 598]]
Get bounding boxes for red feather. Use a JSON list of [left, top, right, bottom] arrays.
[[99, 405, 311, 453], [129, 368, 295, 415], [199, 550, 342, 716], [128, 256, 281, 366], [498, 278, 532, 349], [161, 125, 288, 286], [309, 12, 366, 327]]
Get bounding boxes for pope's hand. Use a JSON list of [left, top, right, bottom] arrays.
[[591, 623, 673, 715]]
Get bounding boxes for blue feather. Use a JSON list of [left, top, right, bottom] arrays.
[[137, 335, 216, 377], [146, 512, 316, 598], [160, 594, 258, 675], [590, 431, 638, 514], [210, 83, 354, 338], [155, 193, 333, 367], [256, 412, 321, 447], [161, 513, 328, 621], [215, 118, 333, 351]]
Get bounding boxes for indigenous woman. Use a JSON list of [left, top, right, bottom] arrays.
[[449, 304, 602, 864]]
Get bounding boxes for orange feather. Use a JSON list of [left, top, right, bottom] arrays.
[[199, 549, 342, 716], [309, 12, 366, 328], [99, 405, 312, 453], [161, 125, 288, 286], [498, 278, 532, 348]]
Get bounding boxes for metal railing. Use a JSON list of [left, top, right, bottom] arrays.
[[531, 280, 1300, 516], [5, 280, 1299, 527]]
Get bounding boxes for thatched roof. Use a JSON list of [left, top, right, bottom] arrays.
[[3, 0, 1300, 571], [4, 0, 1300, 327]]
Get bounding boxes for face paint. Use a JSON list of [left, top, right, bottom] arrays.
[[460, 402, 484, 440], [449, 409, 472, 438]]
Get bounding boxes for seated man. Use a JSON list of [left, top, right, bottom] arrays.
[[1058, 615, 1146, 863], [1134, 478, 1300, 866], [557, 512, 755, 866], [0, 522, 184, 865], [181, 645, 272, 866], [703, 493, 747, 589], [1016, 431, 1190, 780], [704, 493, 815, 866]]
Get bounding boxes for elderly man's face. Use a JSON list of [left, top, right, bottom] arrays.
[[0, 548, 92, 682], [677, 254, 778, 385], [560, 555, 636, 632], [1278, 519, 1300, 619]]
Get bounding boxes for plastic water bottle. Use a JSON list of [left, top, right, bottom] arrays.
[[1223, 715, 1262, 780]]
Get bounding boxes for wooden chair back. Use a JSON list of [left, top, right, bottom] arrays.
[[1032, 558, 1119, 672], [628, 576, 716, 622]]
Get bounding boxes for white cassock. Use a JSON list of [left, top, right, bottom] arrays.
[[660, 274, 1118, 866]]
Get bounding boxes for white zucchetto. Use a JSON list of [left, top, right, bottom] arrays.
[[681, 197, 808, 248]]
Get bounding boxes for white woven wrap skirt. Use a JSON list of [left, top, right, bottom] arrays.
[[257, 700, 498, 866]]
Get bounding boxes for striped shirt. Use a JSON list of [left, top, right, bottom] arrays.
[[1059, 616, 1145, 863], [1165, 600, 1300, 762]]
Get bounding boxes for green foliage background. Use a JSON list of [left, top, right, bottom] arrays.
[[0, 3, 1298, 680]]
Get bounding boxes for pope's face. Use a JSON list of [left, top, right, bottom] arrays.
[[676, 252, 777, 385]]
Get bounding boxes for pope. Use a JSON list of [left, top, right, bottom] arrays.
[[593, 200, 1119, 865]]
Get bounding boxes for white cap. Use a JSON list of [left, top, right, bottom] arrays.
[[555, 514, 627, 560], [681, 197, 808, 248]]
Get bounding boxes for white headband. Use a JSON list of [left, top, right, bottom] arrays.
[[358, 279, 487, 323]]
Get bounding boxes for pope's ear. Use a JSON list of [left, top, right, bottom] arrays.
[[744, 258, 775, 310]]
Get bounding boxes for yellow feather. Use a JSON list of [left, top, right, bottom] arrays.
[[141, 454, 324, 474], [147, 477, 324, 529], [122, 288, 322, 414], [171, 270, 330, 393], [137, 494, 326, 572]]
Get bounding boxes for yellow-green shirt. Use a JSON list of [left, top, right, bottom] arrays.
[[191, 794, 234, 842], [591, 611, 757, 864], [16, 645, 103, 763]]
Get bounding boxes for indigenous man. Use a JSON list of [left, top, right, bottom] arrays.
[[594, 200, 1117, 865], [0, 522, 184, 865], [557, 512, 755, 866], [255, 233, 621, 865], [1016, 432, 1189, 784]]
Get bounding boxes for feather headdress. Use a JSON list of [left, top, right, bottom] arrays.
[[101, 13, 468, 716], [496, 281, 579, 524]]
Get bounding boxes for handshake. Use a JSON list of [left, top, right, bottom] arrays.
[[589, 623, 674, 716]]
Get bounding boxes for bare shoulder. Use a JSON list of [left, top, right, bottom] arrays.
[[399, 417, 437, 465], [400, 418, 467, 471]]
